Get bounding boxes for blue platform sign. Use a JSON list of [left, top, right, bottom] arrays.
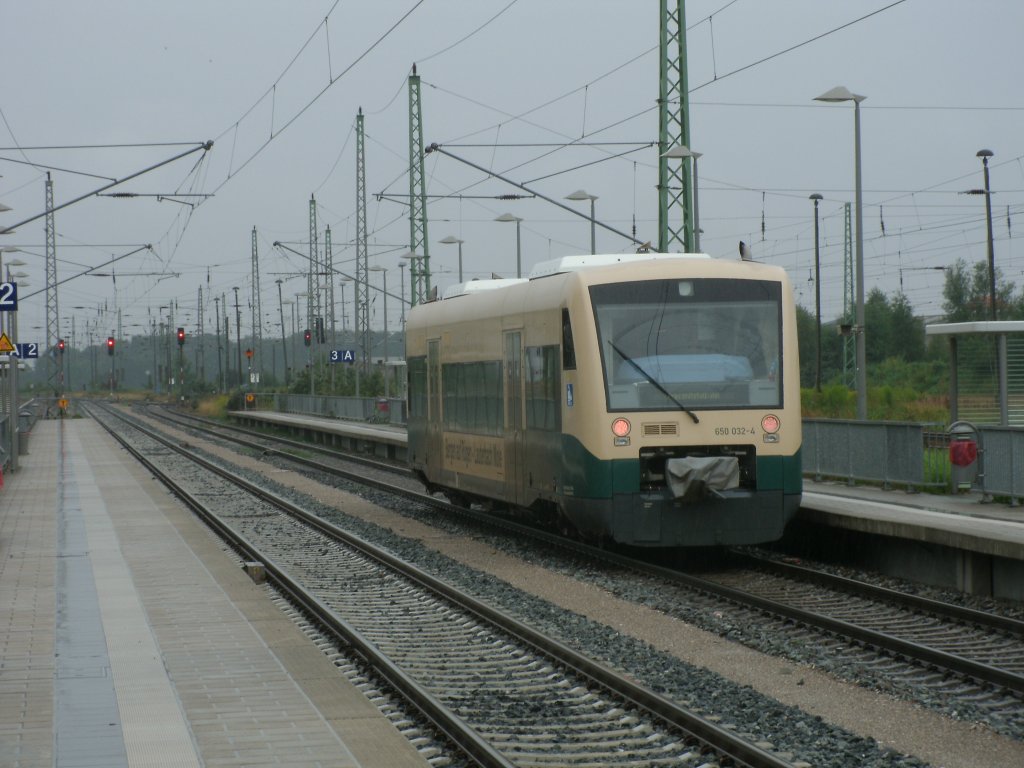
[[330, 349, 356, 364], [14, 343, 39, 358], [0, 281, 18, 311]]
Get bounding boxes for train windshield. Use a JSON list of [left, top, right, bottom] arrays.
[[590, 278, 783, 411]]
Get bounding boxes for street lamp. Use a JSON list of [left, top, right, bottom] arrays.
[[439, 236, 465, 282], [295, 291, 312, 394], [494, 213, 523, 277], [337, 279, 350, 334], [973, 149, 997, 320], [0, 247, 20, 337], [809, 193, 824, 393], [660, 146, 702, 252], [565, 190, 598, 254], [369, 266, 389, 363], [400, 251, 423, 306], [398, 262, 406, 327], [275, 279, 289, 384], [815, 85, 867, 420], [1, 250, 25, 472]]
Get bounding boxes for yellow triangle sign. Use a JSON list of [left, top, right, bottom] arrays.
[[0, 333, 14, 353]]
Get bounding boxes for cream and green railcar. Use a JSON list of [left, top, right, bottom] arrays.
[[405, 253, 802, 547]]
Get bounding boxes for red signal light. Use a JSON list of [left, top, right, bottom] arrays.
[[57, 338, 66, 352], [106, 336, 115, 356], [177, 327, 185, 346], [303, 329, 312, 347]]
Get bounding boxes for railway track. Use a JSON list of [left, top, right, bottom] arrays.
[[90, 401, 800, 768], [137, 403, 1024, 736]]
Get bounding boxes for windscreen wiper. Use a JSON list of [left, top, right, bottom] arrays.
[[609, 341, 699, 424]]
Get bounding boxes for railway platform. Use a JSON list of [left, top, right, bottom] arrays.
[[228, 409, 1024, 599], [793, 480, 1024, 600], [230, 408, 407, 461], [0, 417, 430, 768]]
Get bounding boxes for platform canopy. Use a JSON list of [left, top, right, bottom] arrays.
[[925, 321, 1024, 427]]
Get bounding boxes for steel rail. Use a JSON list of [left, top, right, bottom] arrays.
[[734, 550, 1024, 637], [91, 405, 515, 768], [168, 404, 1024, 695], [94, 402, 796, 768]]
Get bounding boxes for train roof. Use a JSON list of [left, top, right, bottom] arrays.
[[529, 252, 709, 278], [440, 252, 711, 300]]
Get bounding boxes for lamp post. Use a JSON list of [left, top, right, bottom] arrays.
[[400, 251, 422, 306], [565, 190, 598, 254], [232, 286, 243, 389], [1, 248, 24, 471], [976, 149, 997, 320], [0, 247, 18, 338], [282, 299, 295, 382], [815, 85, 867, 420], [337, 280, 350, 334], [398, 262, 406, 327], [369, 266, 389, 363], [809, 193, 824, 393], [276, 279, 289, 385], [296, 291, 312, 394], [660, 146, 702, 252], [495, 214, 523, 277], [439, 236, 465, 282]]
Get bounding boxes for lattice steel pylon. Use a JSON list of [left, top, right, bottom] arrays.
[[250, 226, 262, 383], [355, 108, 370, 370], [325, 225, 336, 391], [324, 225, 335, 346], [308, 196, 321, 350], [408, 64, 430, 304], [657, 0, 695, 254], [44, 173, 62, 401]]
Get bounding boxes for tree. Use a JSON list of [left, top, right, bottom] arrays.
[[888, 292, 925, 361], [942, 257, 1016, 321], [863, 288, 925, 364], [865, 288, 893, 364], [795, 305, 817, 388]]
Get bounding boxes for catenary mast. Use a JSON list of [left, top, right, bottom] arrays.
[[355, 108, 370, 371], [657, 0, 695, 253], [408, 64, 430, 303]]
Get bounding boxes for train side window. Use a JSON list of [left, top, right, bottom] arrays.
[[407, 356, 427, 418], [526, 345, 561, 431], [561, 308, 577, 370]]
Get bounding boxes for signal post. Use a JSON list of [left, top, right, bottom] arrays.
[[177, 327, 186, 401], [106, 336, 116, 396]]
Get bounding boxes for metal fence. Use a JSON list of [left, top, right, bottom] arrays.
[[802, 419, 948, 492], [971, 426, 1024, 504], [261, 393, 407, 425], [0, 399, 42, 471], [803, 418, 1024, 504]]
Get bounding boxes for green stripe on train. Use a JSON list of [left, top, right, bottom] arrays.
[[561, 435, 802, 497]]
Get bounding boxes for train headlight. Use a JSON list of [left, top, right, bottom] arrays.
[[761, 414, 781, 434], [611, 418, 631, 437]]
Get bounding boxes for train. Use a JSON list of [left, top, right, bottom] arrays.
[[405, 251, 802, 547]]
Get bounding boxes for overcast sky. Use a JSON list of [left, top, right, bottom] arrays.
[[2, 0, 1022, 351]]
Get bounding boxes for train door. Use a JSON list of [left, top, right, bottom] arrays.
[[504, 331, 524, 503], [426, 338, 442, 474]]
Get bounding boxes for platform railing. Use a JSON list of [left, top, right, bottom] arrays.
[[802, 419, 948, 492], [972, 426, 1024, 505]]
